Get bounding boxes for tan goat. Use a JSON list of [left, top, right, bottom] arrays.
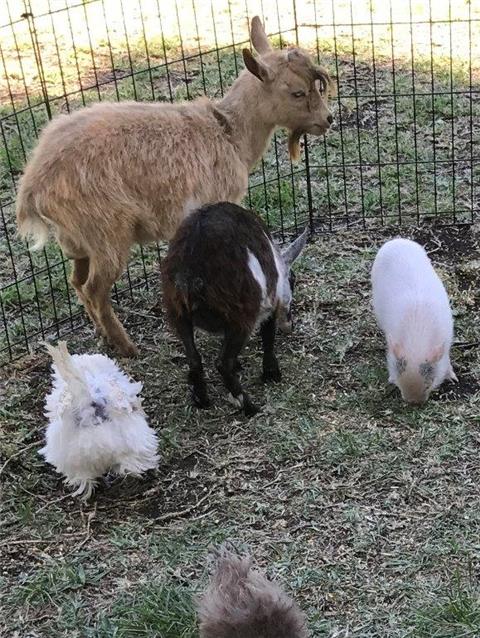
[[16, 17, 334, 356]]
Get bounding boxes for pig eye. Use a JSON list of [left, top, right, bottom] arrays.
[[292, 90, 306, 98]]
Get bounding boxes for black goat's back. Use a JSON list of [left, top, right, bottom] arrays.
[[162, 202, 278, 333]]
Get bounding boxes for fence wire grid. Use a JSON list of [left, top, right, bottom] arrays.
[[0, 0, 479, 364]]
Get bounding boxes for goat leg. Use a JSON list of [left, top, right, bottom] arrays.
[[175, 314, 210, 408], [260, 314, 281, 382], [83, 257, 139, 357], [217, 329, 259, 417], [233, 359, 243, 372]]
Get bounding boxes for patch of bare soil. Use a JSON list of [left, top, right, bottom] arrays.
[[411, 224, 480, 263], [436, 375, 479, 401]]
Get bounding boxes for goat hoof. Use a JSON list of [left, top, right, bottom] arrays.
[[244, 401, 260, 418], [117, 342, 139, 357], [227, 392, 244, 408], [262, 367, 282, 383], [226, 393, 258, 417], [120, 343, 138, 358], [192, 393, 211, 409]]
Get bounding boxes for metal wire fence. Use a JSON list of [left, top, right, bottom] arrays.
[[0, 0, 479, 364]]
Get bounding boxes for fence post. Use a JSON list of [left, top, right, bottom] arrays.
[[21, 0, 52, 120]]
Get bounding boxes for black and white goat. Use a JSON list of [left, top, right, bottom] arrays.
[[162, 202, 308, 416]]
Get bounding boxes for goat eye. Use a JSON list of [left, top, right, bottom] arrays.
[[292, 90, 306, 98], [315, 80, 324, 94]]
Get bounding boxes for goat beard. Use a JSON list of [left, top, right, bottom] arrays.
[[288, 129, 303, 163]]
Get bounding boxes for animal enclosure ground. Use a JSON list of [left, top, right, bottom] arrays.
[[1, 223, 479, 638]]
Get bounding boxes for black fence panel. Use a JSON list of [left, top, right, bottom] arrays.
[[1, 0, 479, 363]]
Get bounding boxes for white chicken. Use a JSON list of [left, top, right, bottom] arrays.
[[40, 341, 159, 499]]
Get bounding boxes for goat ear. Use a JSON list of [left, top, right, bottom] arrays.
[[242, 48, 273, 83], [282, 227, 309, 267], [250, 16, 272, 54]]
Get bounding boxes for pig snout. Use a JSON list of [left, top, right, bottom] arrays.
[[400, 386, 429, 405]]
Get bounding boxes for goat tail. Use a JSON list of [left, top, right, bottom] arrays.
[[16, 186, 50, 251], [197, 547, 308, 638], [43, 341, 89, 399]]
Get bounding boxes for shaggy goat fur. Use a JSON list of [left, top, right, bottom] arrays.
[[40, 341, 159, 499], [197, 548, 307, 638], [162, 202, 308, 416], [16, 16, 333, 357]]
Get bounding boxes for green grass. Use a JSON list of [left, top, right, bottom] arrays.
[[93, 582, 197, 638], [5, 554, 198, 638], [414, 570, 480, 638], [1, 223, 479, 637]]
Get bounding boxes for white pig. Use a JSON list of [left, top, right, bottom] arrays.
[[371, 238, 457, 404]]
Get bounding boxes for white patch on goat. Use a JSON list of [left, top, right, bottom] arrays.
[[183, 197, 200, 218], [247, 249, 274, 326]]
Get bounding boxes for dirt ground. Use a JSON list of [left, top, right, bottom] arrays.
[[1, 222, 479, 637]]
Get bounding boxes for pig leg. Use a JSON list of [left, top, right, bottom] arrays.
[[447, 362, 458, 382]]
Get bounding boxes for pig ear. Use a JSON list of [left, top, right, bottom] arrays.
[[281, 227, 309, 267], [388, 338, 404, 360], [428, 343, 445, 364]]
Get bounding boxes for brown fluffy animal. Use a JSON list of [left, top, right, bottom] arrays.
[[161, 202, 308, 416], [16, 16, 333, 357], [197, 547, 307, 638]]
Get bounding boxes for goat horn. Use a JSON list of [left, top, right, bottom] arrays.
[[315, 66, 336, 95]]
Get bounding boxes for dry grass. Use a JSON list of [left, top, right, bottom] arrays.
[[1, 223, 479, 637]]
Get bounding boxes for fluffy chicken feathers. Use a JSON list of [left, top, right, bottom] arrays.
[[40, 341, 159, 499]]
